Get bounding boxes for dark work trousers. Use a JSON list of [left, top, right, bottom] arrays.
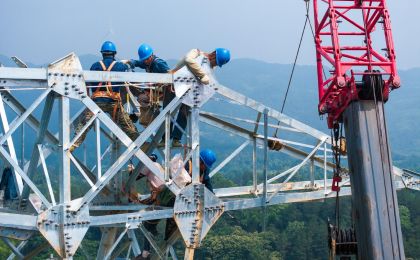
[[162, 86, 188, 141], [143, 188, 176, 252]]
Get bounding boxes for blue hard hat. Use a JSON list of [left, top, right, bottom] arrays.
[[138, 43, 153, 62], [149, 153, 158, 162], [200, 149, 216, 169], [215, 48, 231, 67], [101, 41, 117, 53]]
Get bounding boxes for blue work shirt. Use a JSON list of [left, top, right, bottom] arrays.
[[90, 56, 129, 102], [130, 56, 169, 73], [185, 160, 213, 192]]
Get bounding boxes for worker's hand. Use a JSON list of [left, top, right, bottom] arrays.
[[122, 59, 135, 69], [200, 75, 210, 85], [168, 69, 175, 74], [128, 192, 140, 203], [139, 197, 155, 205]]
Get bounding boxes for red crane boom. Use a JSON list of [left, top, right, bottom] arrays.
[[313, 0, 400, 128]]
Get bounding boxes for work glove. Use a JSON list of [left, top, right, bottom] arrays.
[[200, 75, 210, 85]]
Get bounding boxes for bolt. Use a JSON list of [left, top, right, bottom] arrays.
[[61, 73, 64, 76]]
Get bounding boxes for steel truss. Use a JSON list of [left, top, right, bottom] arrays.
[[0, 53, 417, 259]]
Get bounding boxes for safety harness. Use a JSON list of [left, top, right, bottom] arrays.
[[91, 60, 125, 120], [91, 60, 121, 101]]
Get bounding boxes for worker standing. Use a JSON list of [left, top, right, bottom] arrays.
[[129, 44, 185, 147], [168, 48, 231, 146], [128, 44, 173, 127], [71, 41, 139, 151]]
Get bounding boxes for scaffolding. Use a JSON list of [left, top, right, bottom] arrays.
[[0, 53, 418, 259]]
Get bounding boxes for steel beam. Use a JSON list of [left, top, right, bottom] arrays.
[[0, 96, 23, 194], [0, 67, 173, 84], [20, 93, 54, 201]]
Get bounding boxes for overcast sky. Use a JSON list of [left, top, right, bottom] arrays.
[[1, 0, 419, 69]]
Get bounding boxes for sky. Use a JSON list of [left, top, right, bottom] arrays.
[[0, 0, 419, 69]]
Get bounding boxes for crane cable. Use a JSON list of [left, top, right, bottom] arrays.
[[274, 0, 326, 138]]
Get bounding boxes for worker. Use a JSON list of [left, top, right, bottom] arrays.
[[129, 43, 170, 73], [168, 48, 231, 146], [127, 44, 171, 127], [128, 44, 185, 147], [71, 41, 139, 152], [132, 153, 177, 260], [185, 148, 217, 192]]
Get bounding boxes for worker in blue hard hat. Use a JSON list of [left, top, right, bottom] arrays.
[[126, 44, 172, 128], [198, 148, 217, 192], [185, 148, 217, 192], [71, 41, 139, 151], [128, 44, 189, 148], [171, 48, 231, 84], [129, 43, 170, 73], [167, 48, 231, 147]]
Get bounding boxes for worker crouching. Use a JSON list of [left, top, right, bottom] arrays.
[[167, 48, 231, 147]]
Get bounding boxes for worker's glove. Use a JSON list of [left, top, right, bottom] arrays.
[[123, 59, 136, 69], [128, 192, 140, 203], [139, 197, 155, 205], [200, 75, 210, 85]]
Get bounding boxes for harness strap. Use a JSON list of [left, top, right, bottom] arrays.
[[92, 60, 121, 101]]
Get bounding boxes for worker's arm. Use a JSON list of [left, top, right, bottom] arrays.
[[172, 49, 210, 84], [127, 59, 144, 69]]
